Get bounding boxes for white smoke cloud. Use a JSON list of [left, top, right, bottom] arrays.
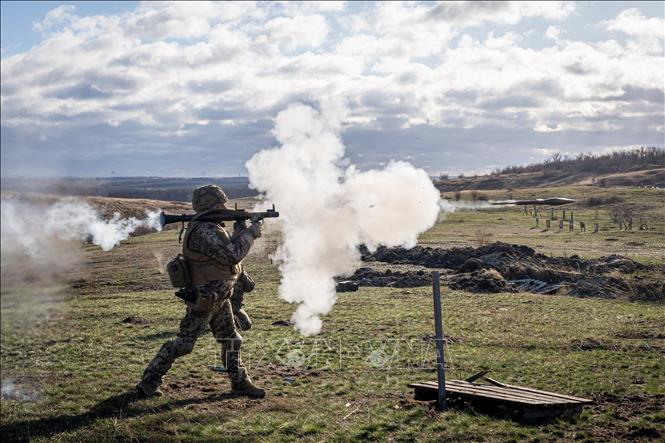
[[1, 196, 162, 340], [0, 197, 162, 257], [439, 199, 496, 211], [246, 102, 441, 335], [1, 379, 39, 402]]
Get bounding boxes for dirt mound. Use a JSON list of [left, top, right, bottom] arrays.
[[336, 267, 431, 290], [121, 315, 150, 325], [449, 269, 515, 293], [364, 243, 644, 278], [362, 242, 663, 301]]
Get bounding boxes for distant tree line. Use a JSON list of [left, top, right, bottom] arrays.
[[497, 146, 664, 176], [0, 177, 258, 202], [104, 187, 256, 202]]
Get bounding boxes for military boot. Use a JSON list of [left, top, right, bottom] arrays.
[[231, 376, 265, 398], [136, 379, 163, 398]]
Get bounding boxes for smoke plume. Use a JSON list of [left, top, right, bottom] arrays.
[[439, 199, 495, 212], [1, 197, 162, 257], [246, 102, 441, 335], [1, 379, 39, 402]]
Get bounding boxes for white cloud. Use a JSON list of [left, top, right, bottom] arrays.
[[282, 1, 346, 14], [32, 5, 76, 33], [423, 1, 575, 26], [603, 8, 665, 39], [601, 8, 664, 55], [1, 1, 662, 176], [545, 25, 564, 41], [532, 147, 557, 156], [264, 14, 330, 51]]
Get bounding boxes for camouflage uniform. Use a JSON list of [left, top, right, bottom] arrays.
[[231, 268, 255, 331], [138, 185, 263, 397]]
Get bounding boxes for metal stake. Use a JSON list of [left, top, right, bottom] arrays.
[[432, 271, 447, 411]]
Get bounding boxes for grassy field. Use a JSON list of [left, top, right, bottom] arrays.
[[1, 186, 664, 442], [434, 185, 665, 263]]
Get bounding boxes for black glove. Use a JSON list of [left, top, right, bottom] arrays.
[[248, 215, 263, 238], [233, 219, 248, 232], [248, 222, 262, 238], [239, 271, 255, 292]]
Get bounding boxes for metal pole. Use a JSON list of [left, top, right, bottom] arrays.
[[432, 271, 447, 411]]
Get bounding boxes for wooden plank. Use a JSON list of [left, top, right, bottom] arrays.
[[433, 381, 563, 405], [413, 379, 592, 404], [443, 386, 544, 405], [411, 382, 546, 405], [412, 384, 539, 407], [484, 377, 507, 388], [502, 383, 592, 404], [444, 380, 573, 403], [411, 380, 587, 406], [409, 380, 591, 420], [465, 370, 489, 383], [422, 380, 562, 404], [447, 383, 567, 405]]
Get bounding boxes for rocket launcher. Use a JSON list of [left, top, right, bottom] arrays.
[[490, 198, 576, 206], [159, 204, 279, 228]]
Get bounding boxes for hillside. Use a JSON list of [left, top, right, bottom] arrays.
[[436, 168, 665, 191], [1, 192, 191, 218], [0, 177, 257, 202], [437, 147, 664, 191]]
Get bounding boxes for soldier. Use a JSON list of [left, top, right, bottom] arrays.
[[137, 185, 264, 398]]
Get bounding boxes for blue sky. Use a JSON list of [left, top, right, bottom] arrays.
[[1, 1, 137, 55], [1, 1, 663, 177]]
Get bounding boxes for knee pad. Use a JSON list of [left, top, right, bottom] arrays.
[[168, 337, 196, 357]]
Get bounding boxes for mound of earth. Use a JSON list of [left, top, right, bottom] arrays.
[[360, 242, 664, 301], [336, 267, 431, 290], [449, 269, 515, 293]]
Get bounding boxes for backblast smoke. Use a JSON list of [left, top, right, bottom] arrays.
[[1, 197, 162, 401], [1, 197, 163, 322], [1, 197, 162, 256], [246, 102, 441, 335]]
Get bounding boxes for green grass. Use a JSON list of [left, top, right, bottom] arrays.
[[2, 186, 664, 442], [431, 185, 665, 263]]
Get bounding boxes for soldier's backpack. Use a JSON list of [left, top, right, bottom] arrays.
[[166, 253, 191, 288]]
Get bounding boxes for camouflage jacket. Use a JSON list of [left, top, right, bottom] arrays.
[[182, 221, 259, 300], [186, 221, 256, 266]]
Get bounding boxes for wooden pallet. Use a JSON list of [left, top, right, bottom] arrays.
[[409, 379, 593, 420]]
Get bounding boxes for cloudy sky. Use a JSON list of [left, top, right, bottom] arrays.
[[1, 1, 663, 177]]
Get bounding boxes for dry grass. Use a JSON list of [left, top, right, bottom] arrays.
[[1, 187, 664, 442]]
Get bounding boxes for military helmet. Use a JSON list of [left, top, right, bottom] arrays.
[[192, 184, 228, 212]]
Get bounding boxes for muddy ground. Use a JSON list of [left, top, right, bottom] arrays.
[[343, 242, 664, 301]]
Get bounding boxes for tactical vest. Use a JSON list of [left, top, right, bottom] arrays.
[[182, 221, 240, 285]]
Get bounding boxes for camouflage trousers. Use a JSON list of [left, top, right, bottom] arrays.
[[141, 292, 247, 389]]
